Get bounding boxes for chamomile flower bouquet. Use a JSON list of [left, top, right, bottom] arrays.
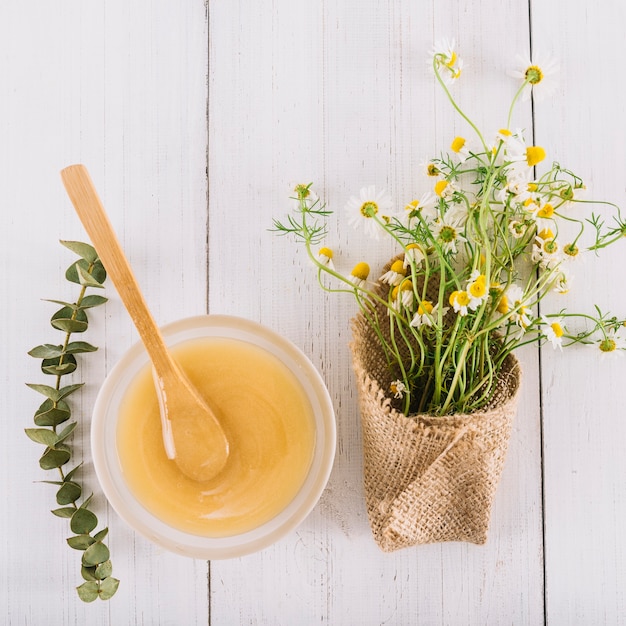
[[273, 40, 626, 550], [275, 39, 625, 419]]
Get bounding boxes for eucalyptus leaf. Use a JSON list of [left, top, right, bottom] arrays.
[[82, 541, 110, 566], [51, 507, 76, 518], [76, 263, 105, 289], [67, 534, 96, 550], [60, 240, 99, 263], [98, 577, 120, 600], [56, 480, 82, 505], [80, 493, 94, 509], [70, 508, 98, 534], [93, 527, 109, 542], [33, 398, 71, 427], [64, 463, 82, 482], [76, 580, 99, 603], [65, 341, 98, 355], [50, 307, 88, 334], [56, 421, 77, 444], [24, 427, 58, 447], [81, 565, 98, 582], [26, 383, 60, 401], [28, 344, 64, 359], [39, 447, 71, 470], [94, 560, 113, 580], [66, 259, 106, 286], [42, 298, 78, 310], [79, 294, 108, 309], [41, 356, 77, 376], [57, 383, 84, 400]]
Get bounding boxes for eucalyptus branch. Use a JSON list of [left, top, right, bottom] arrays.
[[25, 240, 119, 603]]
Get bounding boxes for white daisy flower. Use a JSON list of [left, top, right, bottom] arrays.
[[410, 300, 449, 328], [450, 136, 471, 162], [466, 272, 488, 310], [421, 160, 441, 178], [533, 201, 557, 230], [379, 259, 407, 286], [532, 234, 562, 269], [449, 290, 471, 317], [508, 219, 528, 239], [431, 38, 464, 85], [508, 52, 559, 101], [404, 192, 438, 224], [349, 262, 370, 288], [390, 280, 415, 311], [345, 186, 394, 239], [553, 269, 573, 294], [403, 243, 426, 269], [317, 247, 335, 270], [596, 329, 626, 360], [390, 379, 407, 399], [504, 130, 547, 172], [541, 315, 564, 350], [291, 182, 319, 207], [434, 213, 467, 254], [497, 284, 532, 328]]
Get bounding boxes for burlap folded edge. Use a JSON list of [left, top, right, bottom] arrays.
[[349, 257, 522, 552]]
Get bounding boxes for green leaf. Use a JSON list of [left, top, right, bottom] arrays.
[[79, 295, 108, 309], [64, 463, 82, 482], [81, 565, 98, 581], [57, 383, 84, 400], [41, 355, 77, 376], [93, 527, 109, 542], [27, 344, 64, 359], [56, 421, 77, 444], [82, 541, 110, 566], [98, 577, 120, 600], [39, 447, 71, 470], [50, 307, 88, 334], [70, 507, 98, 534], [67, 534, 96, 550], [42, 298, 78, 310], [76, 580, 99, 602], [51, 507, 76, 518], [34, 399, 71, 427], [66, 259, 106, 286], [80, 493, 94, 509], [94, 560, 113, 580], [24, 427, 58, 447], [56, 481, 82, 505], [26, 383, 60, 401], [60, 240, 99, 263], [76, 263, 105, 289], [65, 341, 98, 355]]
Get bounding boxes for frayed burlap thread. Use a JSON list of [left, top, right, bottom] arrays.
[[350, 257, 522, 552]]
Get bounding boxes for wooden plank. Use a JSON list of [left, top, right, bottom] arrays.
[[207, 1, 544, 623], [0, 1, 210, 623], [531, 1, 626, 622]]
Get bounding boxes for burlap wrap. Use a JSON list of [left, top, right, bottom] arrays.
[[350, 258, 521, 552]]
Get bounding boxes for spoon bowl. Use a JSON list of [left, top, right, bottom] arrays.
[[60, 164, 229, 482]]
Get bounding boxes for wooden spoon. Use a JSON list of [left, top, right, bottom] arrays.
[[60, 164, 229, 482]]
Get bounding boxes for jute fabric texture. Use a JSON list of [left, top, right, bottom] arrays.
[[350, 257, 522, 552]]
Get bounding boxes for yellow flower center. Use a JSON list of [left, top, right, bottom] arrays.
[[319, 247, 333, 259], [351, 262, 370, 281], [499, 128, 512, 137], [360, 201, 378, 218], [537, 203, 554, 219], [451, 136, 466, 153], [469, 279, 487, 298], [525, 65, 544, 84], [294, 183, 311, 199], [427, 163, 439, 176], [551, 322, 564, 338], [528, 182, 538, 191], [526, 146, 546, 167], [446, 51, 457, 68], [456, 291, 471, 307], [599, 338, 617, 353], [434, 180, 449, 197], [564, 243, 579, 258], [496, 295, 509, 314], [542, 239, 559, 255], [390, 260, 406, 274], [418, 300, 434, 315]]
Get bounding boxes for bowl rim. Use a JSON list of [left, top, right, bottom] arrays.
[[91, 314, 336, 559]]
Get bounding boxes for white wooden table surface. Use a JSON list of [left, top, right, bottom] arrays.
[[2, 1, 625, 624]]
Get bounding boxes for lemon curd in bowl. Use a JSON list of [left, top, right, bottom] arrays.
[[91, 315, 336, 559]]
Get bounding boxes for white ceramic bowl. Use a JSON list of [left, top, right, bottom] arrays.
[[91, 315, 336, 559]]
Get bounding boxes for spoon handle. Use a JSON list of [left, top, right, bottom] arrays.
[[60, 164, 177, 381]]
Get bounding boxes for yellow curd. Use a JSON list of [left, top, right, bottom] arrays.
[[116, 336, 316, 537]]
